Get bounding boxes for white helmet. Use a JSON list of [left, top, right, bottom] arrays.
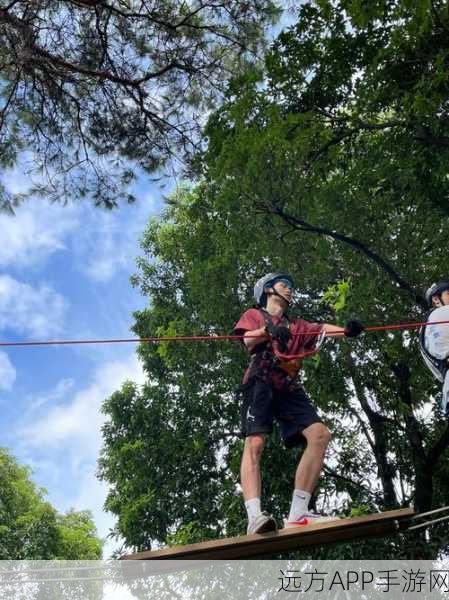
[[425, 281, 449, 308], [253, 272, 294, 307]]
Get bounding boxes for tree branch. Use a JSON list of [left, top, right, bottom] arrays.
[[261, 202, 426, 309], [323, 464, 378, 499], [346, 353, 398, 507], [427, 423, 449, 467]]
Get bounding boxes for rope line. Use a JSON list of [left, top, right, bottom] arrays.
[[273, 319, 449, 361], [1, 319, 449, 349], [0, 319, 448, 349]]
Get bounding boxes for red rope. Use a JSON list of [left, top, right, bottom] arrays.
[[275, 319, 449, 361], [0, 319, 448, 349]]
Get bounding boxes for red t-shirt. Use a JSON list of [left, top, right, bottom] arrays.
[[234, 308, 324, 386]]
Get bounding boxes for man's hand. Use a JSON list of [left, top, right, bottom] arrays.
[[266, 322, 292, 352], [344, 320, 365, 338]]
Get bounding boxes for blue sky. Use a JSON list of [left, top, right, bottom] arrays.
[[0, 173, 166, 557], [0, 6, 300, 561]]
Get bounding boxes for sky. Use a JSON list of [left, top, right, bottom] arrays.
[[0, 4, 302, 563], [0, 173, 167, 558]]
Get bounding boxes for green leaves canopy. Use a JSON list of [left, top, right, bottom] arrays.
[[99, 0, 449, 559], [0, 0, 279, 211], [0, 448, 102, 559]]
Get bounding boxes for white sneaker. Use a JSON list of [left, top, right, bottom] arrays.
[[247, 512, 277, 535], [283, 512, 340, 528]]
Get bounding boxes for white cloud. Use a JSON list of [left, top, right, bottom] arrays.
[[26, 378, 75, 414], [0, 202, 79, 268], [0, 187, 159, 282], [76, 192, 156, 282], [19, 352, 145, 557], [20, 353, 145, 453], [0, 351, 16, 390], [0, 275, 67, 337]]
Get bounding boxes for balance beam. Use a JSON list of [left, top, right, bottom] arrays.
[[123, 507, 414, 561]]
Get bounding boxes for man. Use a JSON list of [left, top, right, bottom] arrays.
[[234, 272, 364, 535], [419, 280, 449, 416]]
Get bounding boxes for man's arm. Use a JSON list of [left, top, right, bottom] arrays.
[[323, 323, 346, 338], [243, 327, 270, 352], [323, 320, 365, 338]]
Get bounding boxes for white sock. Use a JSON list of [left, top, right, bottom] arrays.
[[245, 498, 262, 521], [288, 489, 311, 521]]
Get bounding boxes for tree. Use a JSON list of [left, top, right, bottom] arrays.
[[57, 510, 104, 560], [0, 447, 102, 559], [0, 0, 279, 211], [99, 0, 449, 559]]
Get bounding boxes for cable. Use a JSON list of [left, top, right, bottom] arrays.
[[0, 320, 449, 350], [271, 319, 449, 361]]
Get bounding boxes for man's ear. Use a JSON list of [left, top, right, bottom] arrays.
[[432, 296, 441, 307]]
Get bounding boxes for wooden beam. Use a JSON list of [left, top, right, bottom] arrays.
[[123, 508, 414, 561]]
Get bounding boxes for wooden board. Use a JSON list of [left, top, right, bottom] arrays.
[[123, 507, 414, 561]]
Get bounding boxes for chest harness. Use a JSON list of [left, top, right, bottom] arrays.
[[244, 309, 301, 385]]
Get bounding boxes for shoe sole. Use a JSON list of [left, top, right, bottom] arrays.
[[284, 517, 340, 529], [248, 518, 278, 535]]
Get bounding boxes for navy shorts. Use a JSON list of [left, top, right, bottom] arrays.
[[239, 377, 322, 448]]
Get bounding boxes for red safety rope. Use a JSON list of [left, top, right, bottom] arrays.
[[0, 319, 448, 353], [275, 319, 449, 361]]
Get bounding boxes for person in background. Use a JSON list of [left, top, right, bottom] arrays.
[[420, 280, 449, 417]]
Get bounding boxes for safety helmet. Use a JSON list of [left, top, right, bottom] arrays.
[[425, 281, 449, 308], [254, 272, 294, 307]]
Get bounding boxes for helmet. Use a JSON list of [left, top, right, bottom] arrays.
[[254, 272, 294, 307], [425, 280, 449, 308]]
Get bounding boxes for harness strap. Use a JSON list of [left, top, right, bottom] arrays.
[[249, 308, 290, 356], [247, 309, 301, 382]]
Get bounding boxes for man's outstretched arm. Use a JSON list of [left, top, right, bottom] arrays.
[[324, 320, 364, 338]]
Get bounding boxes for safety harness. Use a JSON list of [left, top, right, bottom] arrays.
[[244, 308, 301, 385]]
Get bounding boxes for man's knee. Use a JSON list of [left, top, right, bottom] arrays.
[[243, 434, 265, 463], [303, 423, 331, 448]]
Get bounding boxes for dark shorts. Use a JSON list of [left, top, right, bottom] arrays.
[[239, 377, 322, 449]]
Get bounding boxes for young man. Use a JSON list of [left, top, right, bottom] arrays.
[[420, 280, 449, 416], [234, 272, 364, 535]]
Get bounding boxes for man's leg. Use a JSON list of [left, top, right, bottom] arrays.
[[286, 422, 335, 526], [239, 379, 277, 533], [295, 422, 331, 492], [240, 434, 277, 533], [240, 433, 265, 501]]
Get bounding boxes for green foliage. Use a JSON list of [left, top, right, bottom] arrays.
[[320, 278, 352, 314], [0, 0, 279, 211], [56, 510, 103, 560], [0, 448, 102, 559], [99, 0, 449, 560], [349, 504, 372, 518], [166, 521, 216, 547]]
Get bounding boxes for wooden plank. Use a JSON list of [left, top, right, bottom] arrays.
[[123, 507, 414, 561]]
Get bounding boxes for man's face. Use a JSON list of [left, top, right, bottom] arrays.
[[273, 280, 293, 302], [441, 290, 449, 306], [433, 289, 449, 307]]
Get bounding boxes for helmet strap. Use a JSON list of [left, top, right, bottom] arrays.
[[266, 287, 291, 307]]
